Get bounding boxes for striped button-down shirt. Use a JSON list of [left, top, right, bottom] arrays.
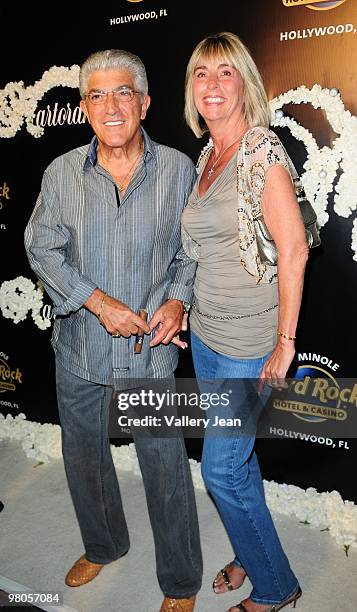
[[25, 129, 197, 385]]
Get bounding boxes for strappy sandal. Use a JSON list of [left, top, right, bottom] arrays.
[[212, 563, 245, 593], [233, 585, 302, 611]]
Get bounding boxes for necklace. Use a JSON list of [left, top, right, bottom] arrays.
[[207, 135, 242, 180], [99, 142, 144, 192], [116, 146, 143, 192]]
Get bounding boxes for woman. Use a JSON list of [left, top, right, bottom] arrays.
[[181, 33, 308, 611]]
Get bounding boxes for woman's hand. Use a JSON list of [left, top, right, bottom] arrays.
[[259, 338, 295, 389], [149, 300, 186, 347], [171, 312, 189, 349]]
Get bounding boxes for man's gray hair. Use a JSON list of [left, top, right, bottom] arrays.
[[79, 49, 148, 98]]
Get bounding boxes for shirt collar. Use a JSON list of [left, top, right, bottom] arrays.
[[83, 126, 156, 171]]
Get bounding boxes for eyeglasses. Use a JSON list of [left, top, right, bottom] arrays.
[[85, 85, 141, 105]]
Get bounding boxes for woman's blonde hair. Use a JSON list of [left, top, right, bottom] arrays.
[[185, 32, 270, 138]]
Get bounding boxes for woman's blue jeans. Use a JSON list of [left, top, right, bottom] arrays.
[[191, 332, 299, 605]]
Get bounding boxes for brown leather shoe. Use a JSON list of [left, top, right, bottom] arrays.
[[159, 595, 196, 611], [65, 554, 105, 587]]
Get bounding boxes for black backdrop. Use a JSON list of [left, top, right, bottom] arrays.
[[1, 1, 356, 501]]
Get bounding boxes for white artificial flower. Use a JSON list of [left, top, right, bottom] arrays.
[[270, 84, 357, 259], [351, 219, 357, 263], [0, 276, 51, 330], [0, 65, 80, 138]]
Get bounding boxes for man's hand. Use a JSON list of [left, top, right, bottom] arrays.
[[85, 289, 150, 337], [149, 299, 185, 347]]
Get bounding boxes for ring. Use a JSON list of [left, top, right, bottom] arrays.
[[270, 381, 283, 390], [112, 332, 121, 337]]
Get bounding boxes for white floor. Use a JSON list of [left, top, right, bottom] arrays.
[[0, 439, 356, 612]]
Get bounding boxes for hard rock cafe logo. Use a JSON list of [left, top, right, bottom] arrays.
[[283, 0, 347, 10], [271, 353, 356, 424], [0, 181, 10, 212], [0, 353, 23, 393]]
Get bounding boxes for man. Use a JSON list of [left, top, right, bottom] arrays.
[[25, 49, 202, 612]]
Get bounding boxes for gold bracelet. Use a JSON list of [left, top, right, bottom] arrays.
[[278, 330, 296, 341], [97, 293, 107, 323]]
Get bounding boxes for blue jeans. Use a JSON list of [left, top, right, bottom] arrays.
[[55, 359, 202, 598], [191, 332, 299, 605]]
